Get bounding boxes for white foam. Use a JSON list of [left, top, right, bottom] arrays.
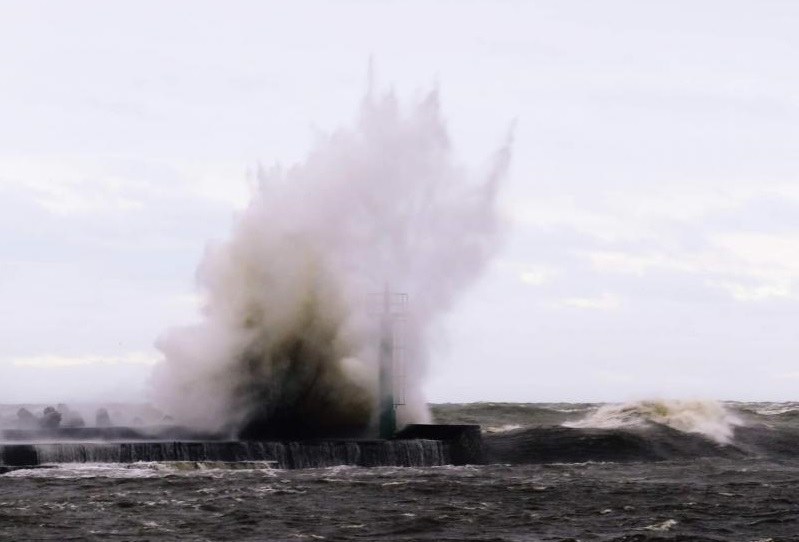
[[643, 519, 678, 532], [3, 461, 278, 479], [564, 399, 743, 443], [484, 424, 523, 433]]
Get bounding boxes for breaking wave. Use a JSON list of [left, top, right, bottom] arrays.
[[563, 400, 744, 444]]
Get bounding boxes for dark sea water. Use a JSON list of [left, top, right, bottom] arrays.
[[3, 401, 799, 541]]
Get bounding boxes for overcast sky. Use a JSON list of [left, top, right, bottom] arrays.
[[1, 0, 798, 404]]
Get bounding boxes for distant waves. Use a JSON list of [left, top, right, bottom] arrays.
[[437, 401, 799, 464]]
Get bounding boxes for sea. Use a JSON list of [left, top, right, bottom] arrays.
[[2, 400, 799, 541]]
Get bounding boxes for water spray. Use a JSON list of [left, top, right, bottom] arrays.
[[151, 83, 511, 437]]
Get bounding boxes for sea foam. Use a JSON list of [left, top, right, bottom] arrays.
[[564, 399, 743, 443]]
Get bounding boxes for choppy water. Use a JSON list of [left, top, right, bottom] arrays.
[[4, 401, 799, 541]]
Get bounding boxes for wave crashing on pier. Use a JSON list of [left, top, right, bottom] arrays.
[[151, 85, 510, 438]]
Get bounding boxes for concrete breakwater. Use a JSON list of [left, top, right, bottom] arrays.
[[0, 424, 483, 469]]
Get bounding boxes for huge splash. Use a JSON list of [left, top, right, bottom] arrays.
[[151, 85, 510, 438]]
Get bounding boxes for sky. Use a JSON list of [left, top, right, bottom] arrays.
[[1, 0, 798, 404]]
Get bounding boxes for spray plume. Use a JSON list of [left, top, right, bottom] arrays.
[[151, 84, 511, 438]]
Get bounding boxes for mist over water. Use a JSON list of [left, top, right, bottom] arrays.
[[151, 85, 510, 437]]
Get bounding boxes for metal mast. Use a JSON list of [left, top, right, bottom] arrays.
[[377, 285, 406, 439]]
